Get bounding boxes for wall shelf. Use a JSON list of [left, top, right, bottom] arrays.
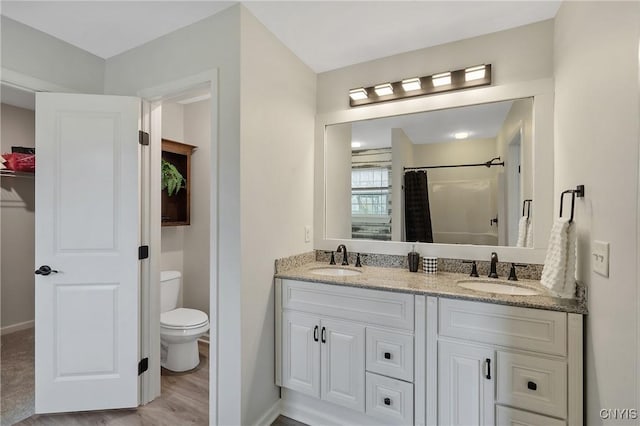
[[162, 139, 196, 227], [0, 170, 35, 179]]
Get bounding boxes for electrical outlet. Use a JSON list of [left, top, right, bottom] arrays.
[[592, 240, 610, 277], [304, 225, 311, 243]]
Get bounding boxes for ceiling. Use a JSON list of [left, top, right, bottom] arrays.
[[1, 1, 561, 73], [351, 100, 516, 149]]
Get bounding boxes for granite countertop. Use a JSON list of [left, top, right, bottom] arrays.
[[275, 262, 587, 315]]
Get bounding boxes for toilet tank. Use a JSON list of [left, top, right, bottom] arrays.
[[160, 270, 181, 313]]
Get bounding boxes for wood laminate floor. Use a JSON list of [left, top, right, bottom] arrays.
[[2, 328, 306, 426]]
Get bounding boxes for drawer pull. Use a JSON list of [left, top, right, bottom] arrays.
[[485, 358, 491, 380], [527, 381, 537, 391], [384, 352, 392, 360], [384, 397, 391, 406]]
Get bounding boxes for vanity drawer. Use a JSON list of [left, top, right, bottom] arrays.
[[366, 327, 414, 382], [365, 372, 413, 425], [496, 405, 566, 426], [282, 279, 414, 330], [439, 299, 567, 356], [496, 351, 567, 419]]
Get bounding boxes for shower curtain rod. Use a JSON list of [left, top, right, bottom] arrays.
[[404, 157, 505, 171]]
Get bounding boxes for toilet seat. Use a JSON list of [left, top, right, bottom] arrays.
[[161, 308, 208, 330]]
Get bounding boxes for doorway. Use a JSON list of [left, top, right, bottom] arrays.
[[0, 73, 217, 424], [507, 128, 522, 246]]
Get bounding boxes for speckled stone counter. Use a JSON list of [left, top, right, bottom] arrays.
[[275, 262, 587, 315]]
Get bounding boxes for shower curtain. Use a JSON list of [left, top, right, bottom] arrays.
[[404, 170, 434, 243]]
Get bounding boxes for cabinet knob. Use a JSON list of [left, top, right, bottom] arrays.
[[383, 397, 391, 406], [384, 352, 392, 360], [527, 381, 537, 391]]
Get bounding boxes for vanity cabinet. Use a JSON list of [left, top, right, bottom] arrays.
[[277, 279, 419, 425], [436, 298, 581, 426], [438, 341, 495, 426], [282, 311, 365, 411], [276, 279, 582, 426]]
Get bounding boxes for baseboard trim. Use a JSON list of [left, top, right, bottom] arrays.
[[253, 399, 281, 426], [1, 320, 34, 335]]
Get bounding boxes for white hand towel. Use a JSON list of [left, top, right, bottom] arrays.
[[516, 217, 529, 247], [525, 218, 534, 248], [541, 218, 577, 298]]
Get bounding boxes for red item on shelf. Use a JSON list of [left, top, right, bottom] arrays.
[[2, 153, 35, 172]]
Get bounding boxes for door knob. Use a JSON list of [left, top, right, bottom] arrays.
[[35, 265, 58, 276]]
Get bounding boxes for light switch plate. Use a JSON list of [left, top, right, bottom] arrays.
[[304, 225, 311, 243], [592, 240, 610, 277]]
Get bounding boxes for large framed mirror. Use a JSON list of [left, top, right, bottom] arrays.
[[315, 80, 554, 262]]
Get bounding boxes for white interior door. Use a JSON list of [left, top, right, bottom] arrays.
[[35, 93, 141, 414]]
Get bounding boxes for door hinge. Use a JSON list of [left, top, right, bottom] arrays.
[[138, 131, 149, 146], [138, 245, 149, 260], [138, 358, 149, 375]]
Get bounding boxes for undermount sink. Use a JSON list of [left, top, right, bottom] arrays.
[[310, 267, 363, 277], [457, 279, 540, 296]]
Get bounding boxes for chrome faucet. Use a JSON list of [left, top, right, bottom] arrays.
[[489, 252, 499, 278], [336, 244, 349, 266]]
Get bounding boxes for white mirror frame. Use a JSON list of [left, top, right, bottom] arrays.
[[314, 78, 554, 264]]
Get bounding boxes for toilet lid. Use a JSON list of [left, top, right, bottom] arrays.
[[161, 308, 208, 329]]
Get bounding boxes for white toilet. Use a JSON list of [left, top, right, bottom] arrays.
[[160, 270, 209, 372]]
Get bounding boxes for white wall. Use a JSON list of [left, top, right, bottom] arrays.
[[391, 128, 414, 241], [104, 7, 242, 424], [239, 6, 316, 425], [0, 104, 35, 330], [325, 123, 352, 239], [317, 20, 554, 114], [182, 99, 210, 316], [1, 16, 104, 93], [554, 2, 640, 424]]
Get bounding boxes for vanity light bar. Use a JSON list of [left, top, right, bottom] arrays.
[[349, 64, 491, 107]]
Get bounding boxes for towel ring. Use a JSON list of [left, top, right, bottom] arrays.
[[522, 199, 532, 219], [559, 185, 585, 223]]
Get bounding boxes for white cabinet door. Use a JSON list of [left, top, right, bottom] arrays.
[[282, 311, 321, 398], [439, 341, 495, 426], [35, 93, 141, 414], [321, 318, 365, 412]]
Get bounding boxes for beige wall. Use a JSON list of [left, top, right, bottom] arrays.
[[1, 104, 35, 329], [105, 7, 243, 422], [315, 19, 555, 258], [239, 7, 316, 425], [317, 19, 554, 114], [554, 2, 640, 423]]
